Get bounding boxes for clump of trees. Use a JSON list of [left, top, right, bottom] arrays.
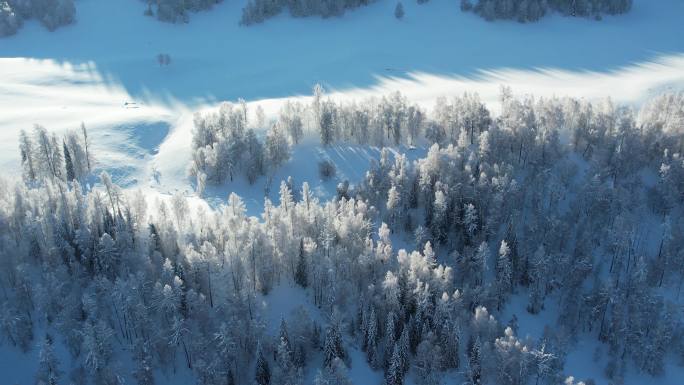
[[1, 90, 682, 385], [190, 101, 293, 192], [0, 1, 21, 36], [143, 0, 223, 23], [318, 159, 336, 180], [18, 123, 92, 184], [0, 0, 75, 36], [288, 86, 481, 148], [353, 89, 684, 383], [240, 0, 376, 26], [461, 0, 632, 22]]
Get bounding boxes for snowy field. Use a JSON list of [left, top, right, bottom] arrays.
[[1, 0, 684, 204], [1, 0, 684, 384]]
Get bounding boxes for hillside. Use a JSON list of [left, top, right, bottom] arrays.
[[0, 0, 683, 384]]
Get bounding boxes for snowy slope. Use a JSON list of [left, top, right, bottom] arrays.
[[2, 54, 684, 209], [1, 1, 684, 384], [2, 0, 683, 103], [1, 0, 684, 200]]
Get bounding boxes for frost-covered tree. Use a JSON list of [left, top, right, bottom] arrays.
[[323, 323, 346, 367], [255, 342, 271, 385], [35, 334, 60, 385], [496, 240, 512, 309], [240, 0, 376, 25], [132, 338, 155, 385], [0, 89, 683, 385], [314, 358, 352, 385], [266, 124, 291, 170], [3, 0, 75, 35], [0, 1, 21, 37], [464, 0, 632, 22]]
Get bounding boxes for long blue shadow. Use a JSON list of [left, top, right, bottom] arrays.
[[1, 0, 683, 106]]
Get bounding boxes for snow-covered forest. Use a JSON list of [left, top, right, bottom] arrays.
[[0, 0, 75, 36], [1, 88, 682, 385], [0, 0, 637, 36], [461, 0, 632, 22], [1, 0, 683, 383]]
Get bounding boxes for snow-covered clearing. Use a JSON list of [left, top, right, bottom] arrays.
[[2, 54, 684, 213], [2, 0, 684, 201]]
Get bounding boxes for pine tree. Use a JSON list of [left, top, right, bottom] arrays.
[[81, 122, 91, 172], [386, 184, 401, 228], [385, 343, 404, 385], [527, 245, 547, 314], [496, 240, 512, 309], [432, 190, 448, 243], [464, 203, 478, 244], [383, 312, 397, 369], [266, 124, 290, 169], [36, 334, 61, 385], [441, 321, 460, 370], [366, 307, 380, 369], [315, 358, 352, 385], [255, 342, 271, 385], [276, 334, 298, 385], [132, 339, 155, 385], [397, 325, 410, 374], [279, 318, 292, 357], [467, 336, 482, 385], [323, 323, 346, 367], [415, 334, 441, 385], [473, 241, 489, 286], [295, 238, 308, 288], [319, 101, 336, 146], [63, 140, 75, 182]]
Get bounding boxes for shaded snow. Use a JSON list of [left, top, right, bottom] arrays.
[[0, 0, 683, 384], [1, 0, 684, 197]]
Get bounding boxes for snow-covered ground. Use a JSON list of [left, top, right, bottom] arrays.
[[2, 53, 684, 214], [1, 0, 684, 384], [2, 0, 683, 102], [2, 0, 684, 200]]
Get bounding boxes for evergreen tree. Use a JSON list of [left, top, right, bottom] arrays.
[[323, 323, 346, 367], [63, 140, 75, 182], [255, 342, 271, 385], [18, 129, 36, 182], [496, 240, 512, 309], [132, 339, 155, 385], [35, 334, 60, 385], [385, 343, 404, 385], [295, 238, 308, 288]]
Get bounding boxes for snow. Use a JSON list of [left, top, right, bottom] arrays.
[[2, 0, 683, 103], [1, 0, 683, 383], [261, 283, 324, 335], [564, 337, 684, 385], [498, 290, 559, 341], [1, 0, 684, 197], [347, 344, 384, 385], [195, 140, 428, 215], [0, 333, 68, 385], [260, 283, 384, 385]]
